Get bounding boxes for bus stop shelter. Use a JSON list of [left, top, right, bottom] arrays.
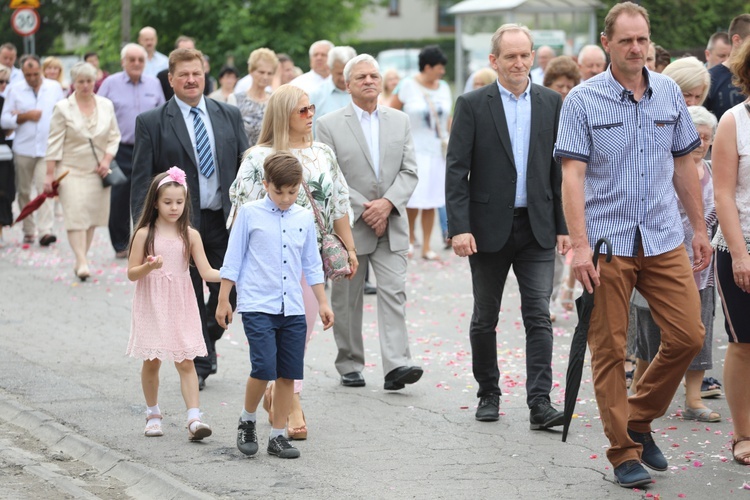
[[448, 0, 603, 86]]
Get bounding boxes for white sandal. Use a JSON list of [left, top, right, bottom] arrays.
[[144, 414, 163, 437], [187, 418, 212, 441]]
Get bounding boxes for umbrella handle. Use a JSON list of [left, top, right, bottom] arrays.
[[54, 170, 70, 183], [592, 238, 613, 268]]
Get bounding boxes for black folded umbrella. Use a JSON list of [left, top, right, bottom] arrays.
[[562, 238, 612, 443]]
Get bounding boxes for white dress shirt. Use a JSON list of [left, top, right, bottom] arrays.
[[144, 51, 169, 77], [289, 71, 327, 95], [352, 102, 380, 177], [530, 67, 544, 85], [234, 74, 253, 95], [0, 77, 64, 157]]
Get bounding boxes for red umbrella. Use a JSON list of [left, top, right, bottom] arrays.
[[13, 170, 69, 226]]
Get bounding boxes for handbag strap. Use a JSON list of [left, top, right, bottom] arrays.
[[417, 81, 446, 140], [88, 139, 101, 165], [299, 181, 327, 235]]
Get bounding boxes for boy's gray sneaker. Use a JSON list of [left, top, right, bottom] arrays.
[[267, 435, 300, 458], [237, 418, 258, 456]]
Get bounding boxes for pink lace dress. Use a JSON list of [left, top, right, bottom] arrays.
[[126, 233, 207, 361]]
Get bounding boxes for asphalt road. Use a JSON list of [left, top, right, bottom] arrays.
[[1, 218, 749, 499]]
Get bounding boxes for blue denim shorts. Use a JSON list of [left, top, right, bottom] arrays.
[[241, 312, 306, 380]]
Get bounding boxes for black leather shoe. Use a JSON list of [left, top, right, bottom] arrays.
[[39, 234, 57, 247], [475, 394, 500, 421], [613, 460, 652, 488], [364, 282, 377, 295], [384, 366, 423, 390], [628, 429, 668, 471], [197, 375, 206, 391], [341, 372, 365, 387], [529, 400, 564, 430]]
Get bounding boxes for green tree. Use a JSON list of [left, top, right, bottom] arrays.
[[216, 0, 375, 71], [86, 0, 376, 74], [1, 0, 376, 74], [599, 0, 750, 51]]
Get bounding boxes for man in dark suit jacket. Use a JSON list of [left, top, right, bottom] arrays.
[[446, 24, 569, 427], [131, 48, 249, 389]]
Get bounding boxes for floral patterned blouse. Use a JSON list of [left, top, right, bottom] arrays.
[[228, 143, 353, 248], [235, 91, 270, 146]]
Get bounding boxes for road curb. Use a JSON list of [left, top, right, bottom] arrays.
[[0, 393, 214, 500]]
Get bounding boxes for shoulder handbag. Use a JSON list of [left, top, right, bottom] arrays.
[[419, 83, 449, 159], [89, 139, 126, 187], [300, 181, 352, 281]]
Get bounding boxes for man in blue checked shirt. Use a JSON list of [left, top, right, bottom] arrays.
[[554, 2, 712, 489]]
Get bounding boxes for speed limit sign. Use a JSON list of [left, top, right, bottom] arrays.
[[11, 8, 40, 37]]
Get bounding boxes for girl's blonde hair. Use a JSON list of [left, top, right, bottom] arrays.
[[129, 173, 192, 264], [253, 84, 309, 154], [473, 67, 497, 88], [381, 68, 400, 98], [42, 56, 64, 85]]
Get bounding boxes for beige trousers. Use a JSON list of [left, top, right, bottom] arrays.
[[14, 154, 53, 237]]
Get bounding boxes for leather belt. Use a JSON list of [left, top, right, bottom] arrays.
[[513, 207, 528, 217]]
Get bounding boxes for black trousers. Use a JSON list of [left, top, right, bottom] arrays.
[[468, 212, 556, 407], [108, 143, 134, 252], [0, 140, 15, 226], [191, 209, 236, 379]]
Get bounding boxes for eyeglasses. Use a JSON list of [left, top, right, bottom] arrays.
[[297, 104, 315, 117], [0, 80, 7, 85]]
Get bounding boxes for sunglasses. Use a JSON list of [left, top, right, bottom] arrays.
[[297, 104, 316, 117]]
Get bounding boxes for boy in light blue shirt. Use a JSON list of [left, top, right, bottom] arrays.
[[216, 151, 333, 459]]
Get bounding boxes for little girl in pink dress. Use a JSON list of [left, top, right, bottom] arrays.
[[126, 167, 220, 440]]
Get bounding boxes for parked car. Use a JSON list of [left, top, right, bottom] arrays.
[[376, 48, 420, 78]]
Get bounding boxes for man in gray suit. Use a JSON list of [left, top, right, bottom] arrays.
[[446, 24, 569, 425], [131, 48, 249, 389], [317, 54, 421, 391]]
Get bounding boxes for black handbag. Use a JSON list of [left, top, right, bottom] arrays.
[[89, 139, 126, 187]]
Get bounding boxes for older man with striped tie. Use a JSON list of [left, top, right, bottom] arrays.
[[131, 48, 249, 389]]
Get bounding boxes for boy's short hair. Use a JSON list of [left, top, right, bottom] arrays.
[[263, 152, 303, 188]]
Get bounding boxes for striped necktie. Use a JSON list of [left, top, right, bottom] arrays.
[[190, 107, 214, 178]]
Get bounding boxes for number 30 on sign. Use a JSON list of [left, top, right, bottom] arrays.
[[11, 8, 41, 37]]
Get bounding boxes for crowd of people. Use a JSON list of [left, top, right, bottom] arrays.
[[0, 1, 748, 486]]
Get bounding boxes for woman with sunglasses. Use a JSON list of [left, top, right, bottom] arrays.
[[0, 64, 15, 244], [228, 83, 357, 441]]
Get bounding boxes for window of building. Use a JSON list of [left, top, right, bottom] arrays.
[[388, 0, 399, 16], [437, 0, 458, 33]]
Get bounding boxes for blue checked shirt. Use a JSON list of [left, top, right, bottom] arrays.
[[554, 67, 700, 257], [220, 196, 324, 315]]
